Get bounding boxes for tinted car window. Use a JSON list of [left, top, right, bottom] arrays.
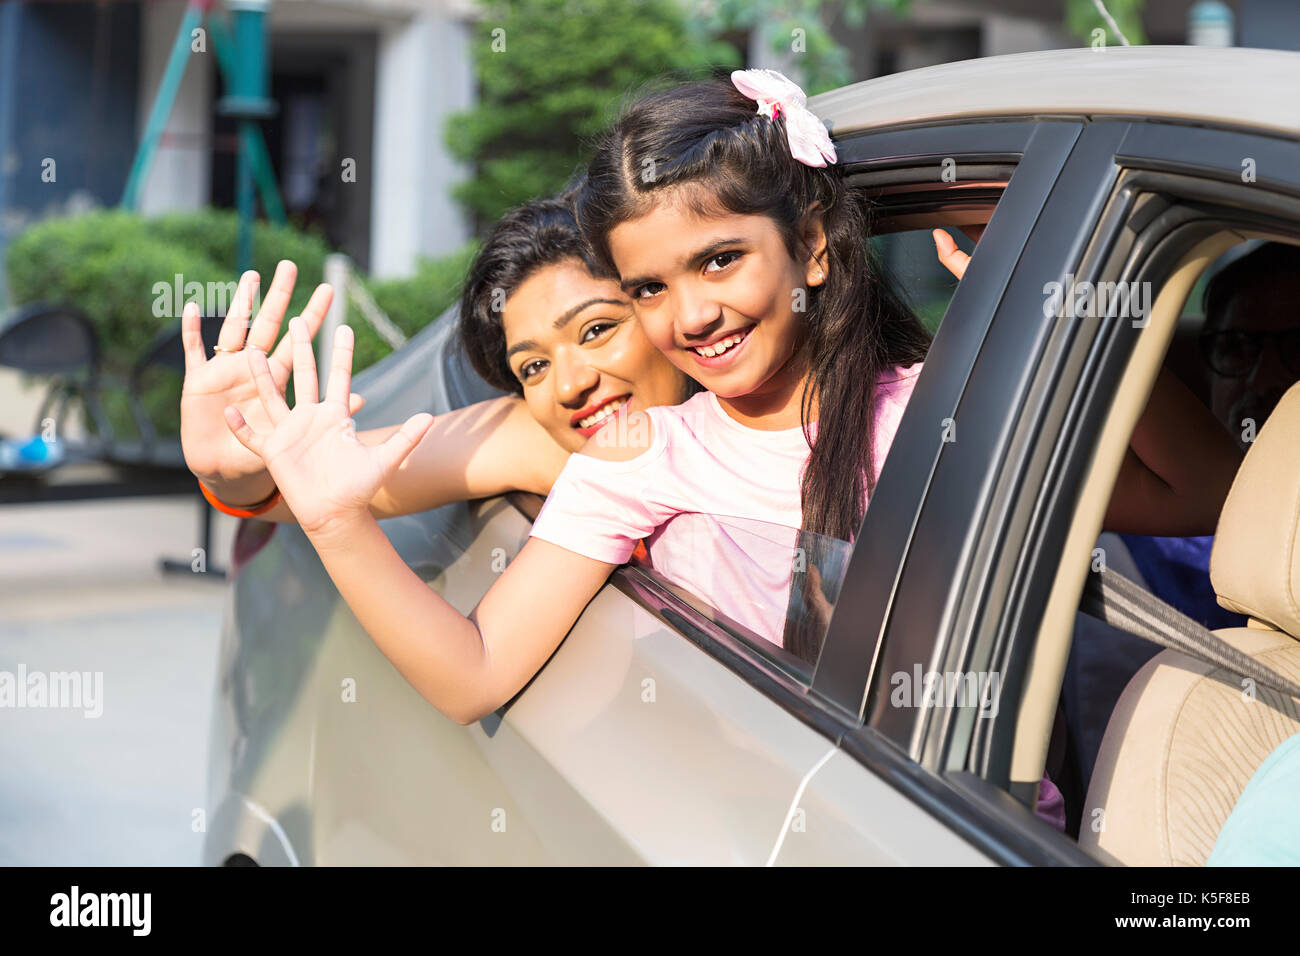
[[630, 512, 851, 671], [871, 226, 975, 334]]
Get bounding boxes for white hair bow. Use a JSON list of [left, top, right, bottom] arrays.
[[731, 69, 837, 168]]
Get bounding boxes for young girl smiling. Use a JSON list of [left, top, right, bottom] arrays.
[[522, 72, 930, 661]]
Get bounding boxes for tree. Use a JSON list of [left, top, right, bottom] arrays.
[[446, 0, 740, 229], [1065, 0, 1147, 47], [694, 0, 912, 95]]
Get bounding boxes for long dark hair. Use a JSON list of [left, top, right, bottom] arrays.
[[458, 183, 620, 396], [576, 77, 931, 541]]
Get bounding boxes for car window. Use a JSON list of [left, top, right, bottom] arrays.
[[628, 513, 851, 675], [871, 227, 974, 334], [1170, 242, 1273, 416], [995, 218, 1300, 855]]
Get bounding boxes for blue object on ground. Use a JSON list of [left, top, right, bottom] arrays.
[[0, 434, 65, 470]]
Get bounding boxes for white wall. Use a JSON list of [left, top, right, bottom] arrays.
[[982, 15, 1075, 57], [369, 6, 474, 278], [136, 0, 213, 215], [133, 0, 475, 280]]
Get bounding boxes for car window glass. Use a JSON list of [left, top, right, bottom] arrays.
[[629, 512, 851, 674], [871, 226, 976, 334], [1045, 234, 1300, 850]]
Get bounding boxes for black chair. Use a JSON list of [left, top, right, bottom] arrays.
[[0, 304, 230, 577], [0, 302, 113, 458]]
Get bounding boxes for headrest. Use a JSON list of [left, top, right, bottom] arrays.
[[1210, 379, 1300, 638]]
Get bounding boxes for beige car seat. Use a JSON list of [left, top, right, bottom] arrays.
[[1080, 380, 1300, 866]]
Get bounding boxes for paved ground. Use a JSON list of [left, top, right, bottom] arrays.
[[0, 493, 238, 865]]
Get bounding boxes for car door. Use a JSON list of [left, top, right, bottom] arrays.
[[772, 117, 1109, 865], [827, 111, 1300, 866], [888, 117, 1300, 864]]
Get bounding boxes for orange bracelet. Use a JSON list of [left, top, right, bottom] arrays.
[[198, 478, 282, 518]]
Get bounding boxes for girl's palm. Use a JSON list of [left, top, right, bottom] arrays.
[[180, 263, 363, 483], [225, 316, 433, 536]]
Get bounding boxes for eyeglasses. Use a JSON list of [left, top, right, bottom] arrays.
[[1199, 328, 1300, 379]]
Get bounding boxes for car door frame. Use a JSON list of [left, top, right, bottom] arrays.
[[856, 117, 1300, 864]]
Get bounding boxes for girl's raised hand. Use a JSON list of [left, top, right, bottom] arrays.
[[179, 262, 365, 488], [223, 317, 435, 538]]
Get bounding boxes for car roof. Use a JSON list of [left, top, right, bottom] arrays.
[[809, 46, 1300, 139]]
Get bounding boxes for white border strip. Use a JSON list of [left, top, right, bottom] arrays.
[[765, 745, 837, 867], [240, 796, 301, 867]]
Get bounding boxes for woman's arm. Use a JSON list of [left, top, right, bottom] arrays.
[[251, 395, 570, 523], [1101, 366, 1243, 535]]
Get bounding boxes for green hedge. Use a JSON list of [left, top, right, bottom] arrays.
[[361, 242, 479, 372], [4, 208, 468, 441]]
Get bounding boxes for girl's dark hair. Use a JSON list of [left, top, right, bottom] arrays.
[[576, 77, 932, 543], [458, 183, 618, 396]]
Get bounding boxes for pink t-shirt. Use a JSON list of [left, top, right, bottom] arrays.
[[529, 363, 924, 646]]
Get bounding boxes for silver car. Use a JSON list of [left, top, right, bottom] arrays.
[[204, 46, 1300, 866]]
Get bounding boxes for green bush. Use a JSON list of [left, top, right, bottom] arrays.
[[357, 242, 479, 371], [6, 210, 224, 439], [149, 209, 333, 313], [4, 208, 465, 442]]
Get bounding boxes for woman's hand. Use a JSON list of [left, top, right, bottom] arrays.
[[1102, 367, 1244, 536], [223, 316, 435, 538], [180, 262, 365, 499], [932, 226, 985, 280]]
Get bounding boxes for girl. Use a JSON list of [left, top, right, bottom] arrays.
[[183, 195, 695, 523]]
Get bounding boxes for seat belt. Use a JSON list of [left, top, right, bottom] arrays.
[[1081, 568, 1300, 701]]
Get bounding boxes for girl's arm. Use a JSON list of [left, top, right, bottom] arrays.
[[250, 395, 569, 524], [306, 514, 614, 724], [226, 317, 616, 724], [1101, 366, 1243, 535]]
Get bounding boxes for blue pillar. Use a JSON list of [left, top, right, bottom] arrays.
[[217, 0, 276, 273]]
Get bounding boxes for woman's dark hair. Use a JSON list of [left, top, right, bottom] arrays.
[[576, 77, 932, 543], [458, 184, 618, 396]]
